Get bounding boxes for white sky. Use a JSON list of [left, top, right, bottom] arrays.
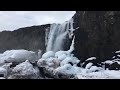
[[0, 11, 75, 31]]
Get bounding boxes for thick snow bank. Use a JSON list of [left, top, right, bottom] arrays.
[[0, 50, 37, 64]]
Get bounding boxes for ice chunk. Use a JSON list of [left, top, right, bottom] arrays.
[[12, 60, 38, 76], [42, 51, 55, 59], [57, 54, 67, 61], [55, 51, 67, 58], [85, 63, 93, 69], [60, 56, 79, 66], [55, 64, 72, 73], [55, 64, 82, 75], [67, 36, 75, 53]]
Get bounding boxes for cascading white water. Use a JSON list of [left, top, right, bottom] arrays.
[[46, 18, 76, 52]]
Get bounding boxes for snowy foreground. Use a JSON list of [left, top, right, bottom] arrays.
[[0, 49, 120, 79]]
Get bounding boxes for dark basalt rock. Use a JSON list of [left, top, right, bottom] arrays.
[[0, 24, 50, 53], [105, 62, 120, 70], [109, 62, 120, 70], [9, 62, 19, 68], [72, 11, 120, 63]]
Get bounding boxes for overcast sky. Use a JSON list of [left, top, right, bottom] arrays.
[[0, 11, 75, 31]]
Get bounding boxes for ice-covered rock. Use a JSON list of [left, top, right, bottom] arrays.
[[85, 63, 93, 69], [55, 51, 67, 57], [10, 60, 40, 79], [60, 56, 79, 66], [42, 51, 55, 59], [55, 64, 82, 75], [37, 58, 60, 69]]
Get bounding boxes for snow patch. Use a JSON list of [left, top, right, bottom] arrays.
[[86, 57, 96, 61]]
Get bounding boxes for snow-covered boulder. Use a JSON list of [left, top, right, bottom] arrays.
[[55, 64, 72, 73], [9, 60, 40, 79], [57, 54, 67, 61], [55, 51, 67, 58], [37, 59, 47, 67], [37, 58, 60, 69], [42, 51, 55, 59], [0, 50, 37, 64]]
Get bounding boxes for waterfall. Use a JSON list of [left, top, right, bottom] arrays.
[[46, 18, 75, 52]]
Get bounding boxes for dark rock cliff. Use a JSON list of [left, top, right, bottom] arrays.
[[0, 24, 50, 53], [72, 11, 120, 62]]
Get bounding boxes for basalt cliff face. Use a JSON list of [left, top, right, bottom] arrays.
[[73, 11, 120, 62], [0, 24, 50, 53]]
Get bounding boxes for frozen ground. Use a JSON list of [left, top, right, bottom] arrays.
[[0, 49, 120, 79]]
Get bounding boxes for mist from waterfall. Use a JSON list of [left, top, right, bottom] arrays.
[[46, 18, 75, 52]]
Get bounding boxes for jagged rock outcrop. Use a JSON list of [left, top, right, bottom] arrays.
[[72, 11, 120, 63], [0, 24, 50, 53]]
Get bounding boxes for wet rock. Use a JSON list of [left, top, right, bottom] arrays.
[[109, 62, 120, 70]]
